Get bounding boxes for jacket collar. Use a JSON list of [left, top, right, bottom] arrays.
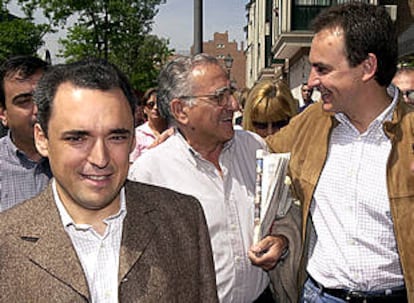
[[16, 185, 90, 299]]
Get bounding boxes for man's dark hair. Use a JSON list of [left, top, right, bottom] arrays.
[[0, 55, 48, 108], [311, 3, 397, 87], [34, 58, 137, 136]]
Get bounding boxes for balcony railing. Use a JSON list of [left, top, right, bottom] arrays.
[[291, 0, 370, 31]]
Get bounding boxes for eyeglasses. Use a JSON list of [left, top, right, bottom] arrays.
[[146, 101, 156, 108], [179, 86, 236, 107], [401, 90, 414, 102], [252, 119, 290, 130]]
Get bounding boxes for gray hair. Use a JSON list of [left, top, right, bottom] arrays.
[[157, 53, 224, 122]]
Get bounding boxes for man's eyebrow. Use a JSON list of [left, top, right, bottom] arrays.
[[60, 128, 132, 137], [62, 130, 90, 137], [311, 62, 330, 69], [110, 128, 132, 135]]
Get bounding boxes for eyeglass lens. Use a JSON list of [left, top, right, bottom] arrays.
[[146, 101, 156, 108]]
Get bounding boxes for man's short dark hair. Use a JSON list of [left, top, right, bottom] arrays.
[[34, 58, 137, 136], [311, 3, 397, 87], [0, 55, 49, 108]]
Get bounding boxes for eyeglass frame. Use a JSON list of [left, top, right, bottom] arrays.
[[178, 86, 236, 107], [145, 100, 156, 108]]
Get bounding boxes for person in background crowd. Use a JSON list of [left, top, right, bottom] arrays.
[[262, 3, 413, 302], [133, 89, 146, 127], [243, 80, 298, 137], [299, 82, 316, 112], [129, 53, 295, 303], [0, 58, 218, 302], [129, 87, 168, 162], [0, 121, 7, 137], [0, 55, 51, 211], [392, 66, 414, 105], [233, 87, 249, 127]]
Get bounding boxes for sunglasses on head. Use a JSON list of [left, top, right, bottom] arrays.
[[252, 119, 290, 130], [146, 101, 156, 108]]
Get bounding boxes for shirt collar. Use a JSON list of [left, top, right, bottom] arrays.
[[174, 127, 235, 159], [4, 129, 48, 163], [334, 85, 398, 134]]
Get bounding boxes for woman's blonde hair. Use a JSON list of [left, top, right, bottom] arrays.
[[242, 79, 298, 132]]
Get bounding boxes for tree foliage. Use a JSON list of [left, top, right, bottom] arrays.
[[16, 0, 173, 91], [0, 2, 47, 62]]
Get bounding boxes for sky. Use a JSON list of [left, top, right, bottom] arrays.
[[152, 0, 248, 52], [8, 0, 248, 61]]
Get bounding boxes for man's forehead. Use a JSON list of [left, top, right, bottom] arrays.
[[191, 64, 227, 90]]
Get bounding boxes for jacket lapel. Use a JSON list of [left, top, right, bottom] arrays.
[[19, 186, 90, 299], [118, 181, 157, 281]]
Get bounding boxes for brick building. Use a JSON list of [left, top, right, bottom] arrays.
[[192, 31, 247, 89]]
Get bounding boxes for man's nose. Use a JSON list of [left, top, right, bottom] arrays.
[[227, 94, 239, 111], [88, 139, 110, 169], [307, 69, 320, 89]]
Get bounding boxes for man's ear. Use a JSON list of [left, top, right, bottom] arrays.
[[361, 53, 377, 82], [0, 106, 8, 127], [34, 123, 49, 158], [170, 99, 189, 124]]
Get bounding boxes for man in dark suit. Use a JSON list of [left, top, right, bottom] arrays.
[[0, 59, 218, 302]]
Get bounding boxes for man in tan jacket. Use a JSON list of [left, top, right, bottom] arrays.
[[263, 3, 414, 302]]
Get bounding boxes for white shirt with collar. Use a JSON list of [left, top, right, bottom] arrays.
[[128, 129, 269, 303], [53, 179, 127, 303], [307, 88, 404, 291]]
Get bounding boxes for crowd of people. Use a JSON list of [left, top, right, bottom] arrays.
[[0, 2, 414, 303]]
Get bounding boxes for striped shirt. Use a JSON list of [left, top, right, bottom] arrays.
[[307, 89, 404, 291], [0, 131, 51, 211], [53, 179, 126, 303]]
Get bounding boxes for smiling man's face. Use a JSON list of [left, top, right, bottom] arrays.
[[35, 82, 135, 215]]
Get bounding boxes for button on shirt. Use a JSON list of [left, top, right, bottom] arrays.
[[307, 90, 404, 291], [128, 129, 269, 303], [53, 179, 126, 303], [0, 131, 51, 211]]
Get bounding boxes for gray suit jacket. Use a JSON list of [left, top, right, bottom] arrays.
[[0, 181, 218, 302]]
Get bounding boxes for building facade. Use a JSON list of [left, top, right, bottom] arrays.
[[192, 31, 247, 89], [245, 0, 411, 100]]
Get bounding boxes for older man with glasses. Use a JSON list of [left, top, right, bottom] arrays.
[[129, 53, 297, 303]]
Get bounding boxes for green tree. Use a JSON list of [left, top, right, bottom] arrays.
[[16, 0, 173, 91], [0, 2, 47, 62]]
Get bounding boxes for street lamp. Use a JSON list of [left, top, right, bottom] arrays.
[[223, 53, 234, 77]]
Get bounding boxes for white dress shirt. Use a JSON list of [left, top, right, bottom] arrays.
[[307, 90, 404, 291], [128, 129, 269, 303], [53, 179, 127, 303]]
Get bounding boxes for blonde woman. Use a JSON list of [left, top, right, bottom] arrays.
[[243, 79, 298, 137]]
